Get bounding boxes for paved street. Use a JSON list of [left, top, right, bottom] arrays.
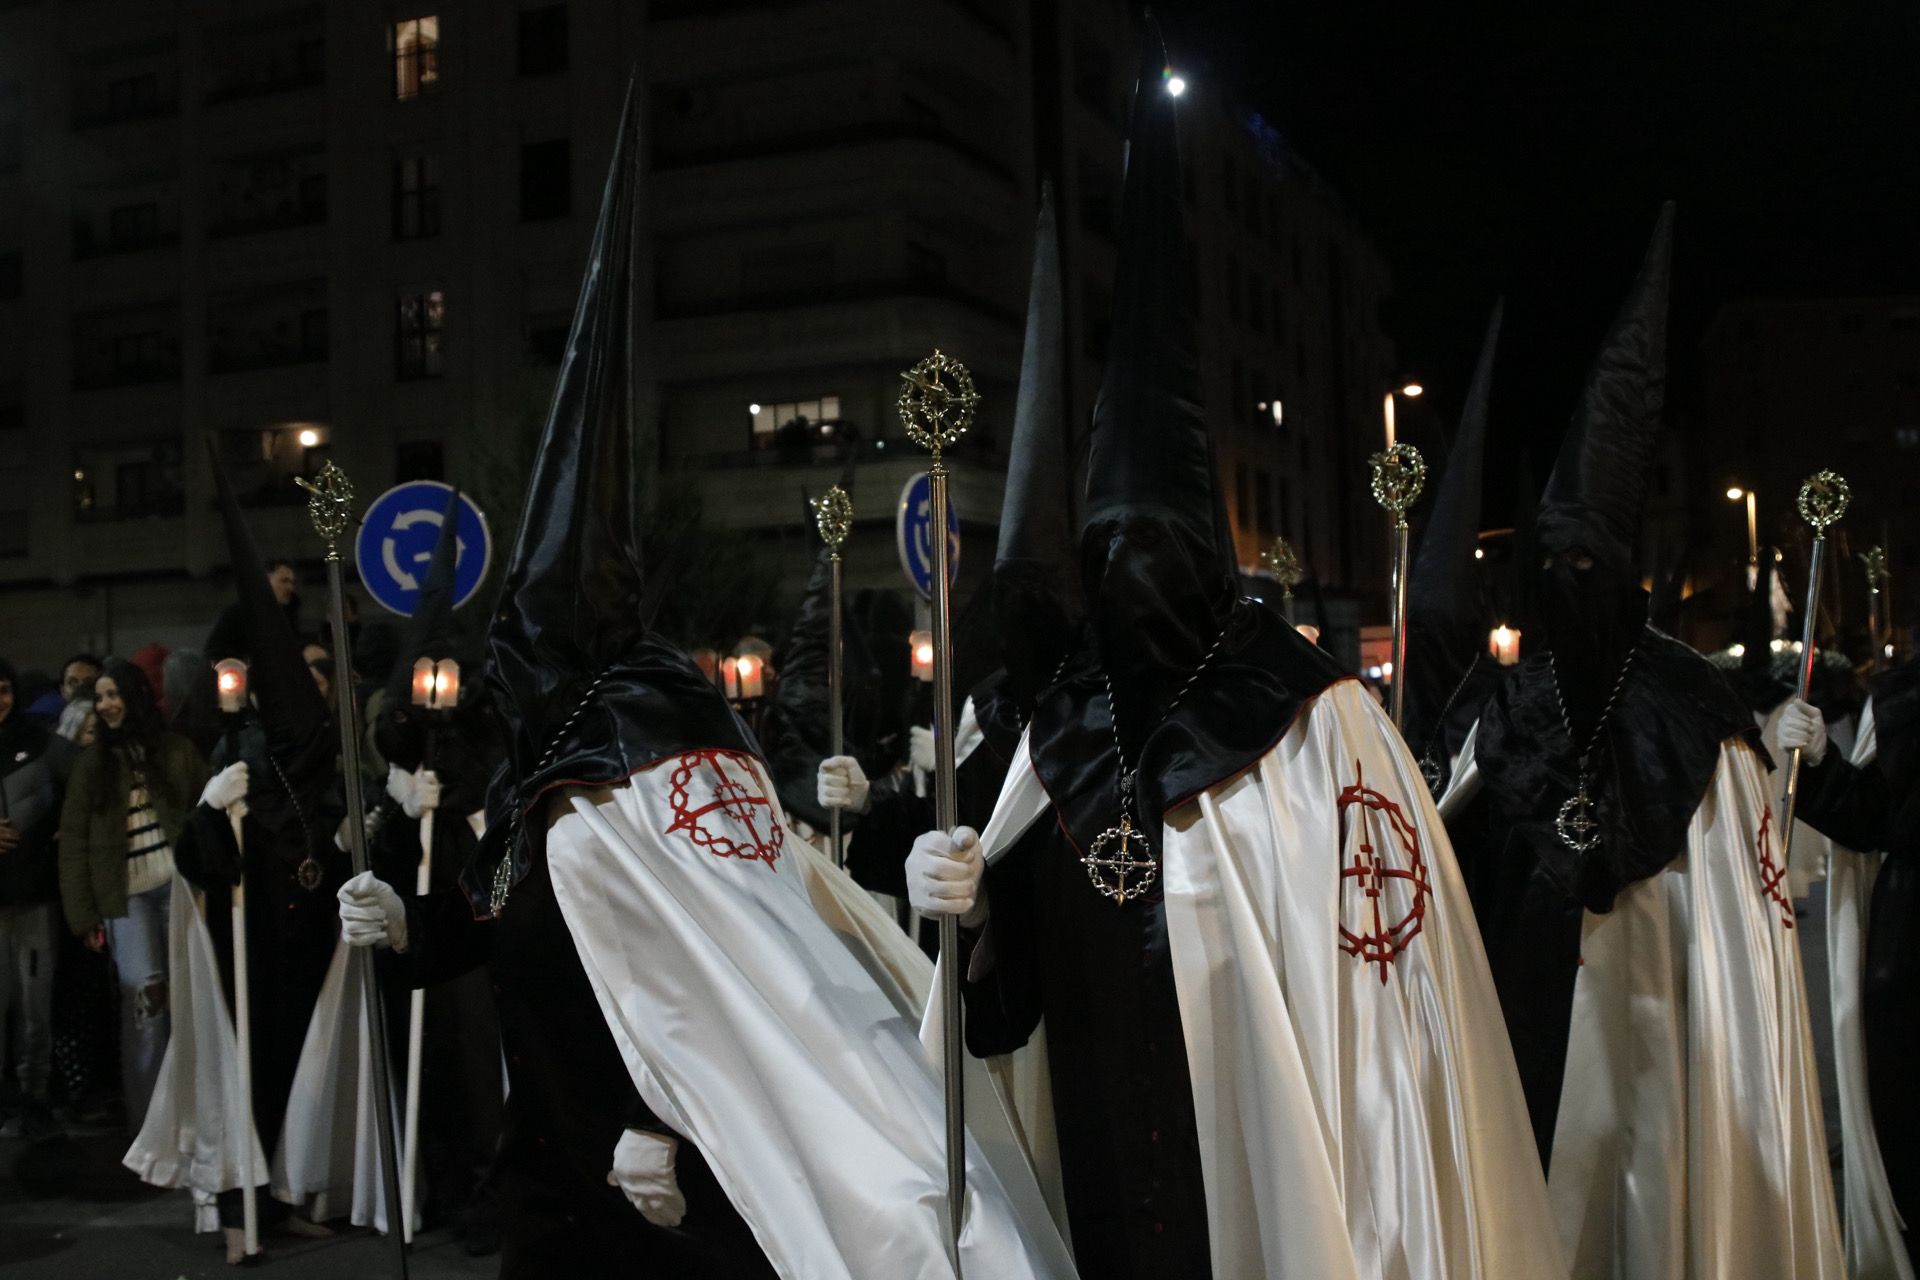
[[0, 1131, 494, 1279]]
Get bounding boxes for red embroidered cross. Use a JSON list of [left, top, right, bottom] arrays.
[[1754, 804, 1793, 929], [663, 750, 783, 870], [1337, 760, 1432, 984]]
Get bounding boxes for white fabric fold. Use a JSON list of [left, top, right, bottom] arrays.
[[123, 874, 268, 1223], [1550, 740, 1845, 1279], [543, 750, 1077, 1279], [1824, 703, 1914, 1278]]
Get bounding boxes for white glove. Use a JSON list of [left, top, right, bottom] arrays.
[[201, 762, 249, 814], [1777, 698, 1829, 765], [910, 725, 936, 774], [608, 1130, 686, 1227], [337, 871, 408, 951], [387, 765, 440, 820], [907, 826, 986, 926], [818, 755, 871, 814]]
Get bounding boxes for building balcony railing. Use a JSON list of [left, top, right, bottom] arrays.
[[72, 364, 182, 391], [654, 120, 1017, 188], [72, 99, 179, 130], [208, 340, 329, 375], [208, 199, 326, 240], [204, 67, 324, 107], [73, 229, 181, 260]]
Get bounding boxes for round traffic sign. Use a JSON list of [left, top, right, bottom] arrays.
[[896, 471, 960, 600], [354, 481, 492, 617]]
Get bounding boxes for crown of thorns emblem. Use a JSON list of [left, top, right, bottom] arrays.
[[1753, 805, 1793, 930], [1337, 761, 1432, 983], [664, 750, 783, 869]]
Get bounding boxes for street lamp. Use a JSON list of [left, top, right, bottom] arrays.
[[1400, 383, 1424, 398], [1727, 485, 1758, 572]]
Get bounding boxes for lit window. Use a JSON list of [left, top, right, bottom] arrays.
[[396, 291, 445, 379], [393, 152, 442, 240], [749, 396, 843, 450], [392, 17, 440, 102]]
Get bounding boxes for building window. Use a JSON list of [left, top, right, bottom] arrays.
[[394, 152, 441, 239], [113, 332, 163, 375], [395, 440, 444, 482], [750, 396, 842, 451], [392, 17, 440, 101], [1896, 426, 1920, 450], [108, 202, 161, 247], [106, 72, 162, 118], [520, 140, 572, 221], [0, 250, 18, 299], [517, 5, 569, 76], [396, 291, 445, 379]]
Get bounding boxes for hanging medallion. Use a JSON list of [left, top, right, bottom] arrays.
[[1555, 772, 1601, 854], [1083, 812, 1158, 904], [296, 856, 324, 893]]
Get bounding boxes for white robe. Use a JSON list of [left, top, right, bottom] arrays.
[[1823, 702, 1914, 1279], [1445, 732, 1846, 1278], [542, 748, 1077, 1280], [958, 679, 1564, 1279], [123, 874, 269, 1230], [271, 937, 409, 1234]]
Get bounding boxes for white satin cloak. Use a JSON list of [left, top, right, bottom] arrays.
[[1446, 732, 1846, 1279], [123, 874, 269, 1227], [542, 750, 1078, 1280], [960, 679, 1564, 1279], [271, 937, 409, 1234], [1823, 703, 1914, 1278]]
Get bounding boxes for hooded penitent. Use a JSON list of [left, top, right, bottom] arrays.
[[470, 81, 752, 915], [1030, 24, 1343, 852], [1405, 302, 1503, 786]]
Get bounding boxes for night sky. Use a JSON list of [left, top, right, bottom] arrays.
[[1165, 2, 1920, 473]]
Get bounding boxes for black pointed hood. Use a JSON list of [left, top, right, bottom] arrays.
[[994, 183, 1078, 703], [1405, 302, 1503, 766], [1538, 204, 1674, 580], [1082, 22, 1214, 559], [472, 81, 754, 916], [486, 80, 647, 754], [208, 438, 327, 755], [385, 485, 465, 706]]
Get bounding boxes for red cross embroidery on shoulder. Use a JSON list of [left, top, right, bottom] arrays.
[[1754, 805, 1793, 929], [1337, 759, 1432, 983], [664, 750, 783, 870]]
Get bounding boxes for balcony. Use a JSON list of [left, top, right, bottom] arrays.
[[205, 64, 323, 108], [209, 196, 326, 240], [73, 224, 180, 261], [73, 362, 180, 392], [209, 335, 329, 375]]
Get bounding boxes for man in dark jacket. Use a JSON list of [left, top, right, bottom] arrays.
[[0, 658, 73, 1138]]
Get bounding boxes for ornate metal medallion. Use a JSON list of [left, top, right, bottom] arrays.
[[1555, 772, 1601, 855], [1083, 812, 1158, 905], [296, 856, 324, 893], [1419, 750, 1446, 798]]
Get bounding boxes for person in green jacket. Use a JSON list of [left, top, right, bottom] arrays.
[[58, 659, 217, 1129]]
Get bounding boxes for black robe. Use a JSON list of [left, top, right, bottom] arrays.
[[961, 610, 1344, 1280], [1795, 656, 1920, 1246], [1445, 627, 1760, 1163], [174, 720, 348, 1228]]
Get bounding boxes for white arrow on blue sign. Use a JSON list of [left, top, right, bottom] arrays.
[[354, 481, 492, 617], [896, 471, 960, 600]]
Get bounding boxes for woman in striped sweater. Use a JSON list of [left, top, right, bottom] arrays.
[[58, 660, 208, 1128]]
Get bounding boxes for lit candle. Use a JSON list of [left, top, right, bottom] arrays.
[[1488, 625, 1522, 667], [737, 655, 764, 700], [722, 656, 740, 700], [1383, 392, 1397, 448], [910, 629, 934, 683]]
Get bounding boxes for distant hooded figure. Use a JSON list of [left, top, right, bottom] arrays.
[[1439, 207, 1845, 1279], [905, 25, 1562, 1280], [334, 84, 1074, 1280]]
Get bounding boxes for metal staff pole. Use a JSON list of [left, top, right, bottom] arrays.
[[1368, 444, 1428, 729], [811, 486, 854, 868], [899, 349, 979, 1274], [1779, 470, 1852, 867], [298, 463, 411, 1278], [1862, 545, 1890, 674]]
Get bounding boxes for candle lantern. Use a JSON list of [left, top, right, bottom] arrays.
[[214, 658, 249, 714], [909, 629, 934, 683], [1488, 625, 1522, 667]]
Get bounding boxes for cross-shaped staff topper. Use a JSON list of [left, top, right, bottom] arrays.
[[1368, 442, 1428, 526], [897, 350, 980, 461], [294, 461, 357, 562], [1795, 469, 1851, 535], [811, 484, 853, 552]]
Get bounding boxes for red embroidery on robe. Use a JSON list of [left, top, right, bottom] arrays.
[[1754, 804, 1793, 929], [1337, 760, 1432, 983], [664, 750, 783, 869]]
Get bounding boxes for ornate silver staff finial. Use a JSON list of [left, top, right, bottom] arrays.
[[897, 349, 979, 469], [811, 485, 853, 554], [294, 461, 356, 562], [1368, 443, 1428, 528], [1796, 469, 1851, 535]]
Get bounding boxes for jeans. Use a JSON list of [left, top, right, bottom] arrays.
[[106, 881, 171, 1130], [0, 902, 56, 1101]]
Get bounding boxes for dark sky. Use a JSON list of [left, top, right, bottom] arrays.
[[1164, 2, 1920, 459]]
